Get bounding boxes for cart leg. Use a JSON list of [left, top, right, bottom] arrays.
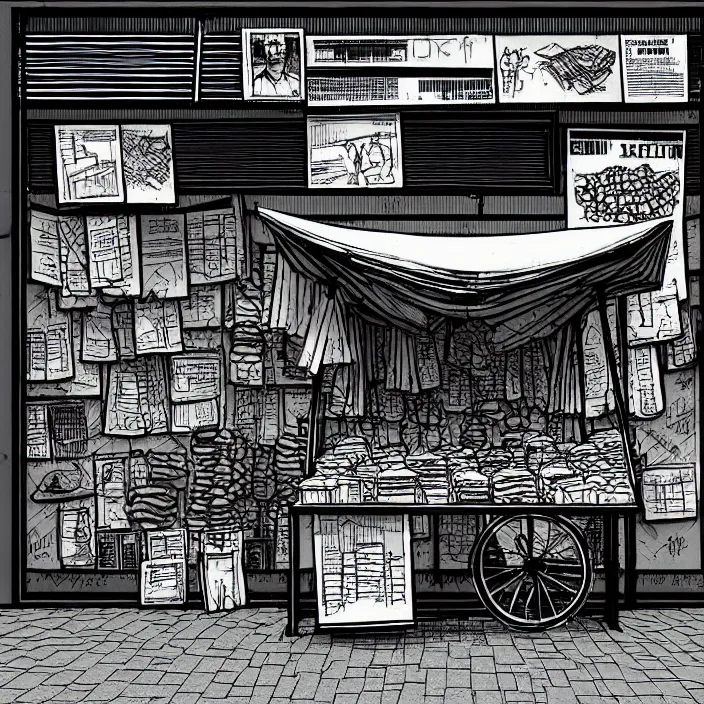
[[286, 510, 300, 637], [603, 514, 621, 632]]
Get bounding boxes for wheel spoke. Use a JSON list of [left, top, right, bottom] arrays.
[[484, 566, 522, 582], [541, 530, 571, 558], [489, 569, 525, 597], [508, 575, 525, 614], [534, 574, 542, 620], [538, 570, 578, 595], [524, 582, 536, 620], [537, 574, 557, 616]]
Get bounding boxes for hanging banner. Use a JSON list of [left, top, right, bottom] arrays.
[[567, 129, 687, 346]]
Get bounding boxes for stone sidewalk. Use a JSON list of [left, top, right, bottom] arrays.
[[0, 608, 701, 703]]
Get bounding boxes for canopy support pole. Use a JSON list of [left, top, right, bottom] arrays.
[[305, 371, 324, 478], [596, 290, 637, 491]]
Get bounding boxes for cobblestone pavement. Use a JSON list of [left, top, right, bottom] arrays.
[[0, 608, 702, 704]]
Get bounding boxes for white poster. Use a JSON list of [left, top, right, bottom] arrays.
[[308, 114, 402, 189], [496, 35, 622, 103], [242, 29, 304, 101], [314, 513, 414, 627], [621, 36, 688, 103], [567, 129, 687, 343]]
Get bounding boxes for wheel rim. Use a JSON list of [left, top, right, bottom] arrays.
[[474, 515, 591, 629]]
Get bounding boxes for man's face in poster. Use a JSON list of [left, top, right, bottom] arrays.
[[264, 34, 288, 79]]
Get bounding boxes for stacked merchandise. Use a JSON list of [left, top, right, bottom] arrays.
[[524, 436, 576, 502], [449, 450, 491, 503], [405, 451, 449, 504], [485, 449, 540, 504], [125, 485, 179, 530], [274, 431, 307, 501], [186, 429, 244, 530], [377, 461, 420, 503], [147, 451, 189, 490]]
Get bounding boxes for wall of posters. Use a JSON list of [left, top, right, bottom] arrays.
[[496, 35, 622, 103]]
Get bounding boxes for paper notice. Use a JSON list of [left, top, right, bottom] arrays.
[[628, 345, 664, 418], [621, 36, 688, 103]]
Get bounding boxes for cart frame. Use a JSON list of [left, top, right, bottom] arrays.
[[286, 502, 639, 636]]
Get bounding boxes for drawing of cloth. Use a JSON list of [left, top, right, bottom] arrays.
[[537, 44, 616, 95]]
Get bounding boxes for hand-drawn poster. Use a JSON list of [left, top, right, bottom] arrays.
[[85, 214, 141, 296], [186, 207, 240, 284], [620, 36, 688, 103], [26, 284, 74, 383], [26, 404, 51, 460], [133, 299, 183, 355], [180, 286, 222, 329], [60, 506, 95, 568], [635, 368, 700, 569], [121, 125, 176, 204], [314, 514, 413, 627], [306, 34, 495, 105], [55, 125, 124, 204], [495, 35, 622, 103], [29, 209, 61, 286], [567, 130, 687, 342], [104, 356, 169, 436], [169, 353, 221, 402], [95, 454, 129, 530], [199, 529, 246, 613], [308, 114, 403, 189], [242, 29, 304, 101], [140, 559, 187, 605], [628, 345, 665, 419], [140, 214, 188, 299], [642, 464, 697, 522]]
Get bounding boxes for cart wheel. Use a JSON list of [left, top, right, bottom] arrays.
[[471, 514, 593, 632]]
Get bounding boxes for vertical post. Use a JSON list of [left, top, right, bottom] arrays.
[[596, 291, 637, 491], [617, 296, 637, 609], [193, 19, 203, 102], [286, 507, 300, 637], [305, 371, 324, 478], [603, 513, 621, 631]]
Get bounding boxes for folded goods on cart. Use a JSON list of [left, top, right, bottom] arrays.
[[377, 467, 422, 503], [553, 474, 634, 504], [567, 429, 626, 476], [299, 475, 339, 504], [405, 452, 449, 504], [476, 449, 513, 477], [449, 468, 491, 503], [332, 436, 371, 464], [491, 461, 539, 504]]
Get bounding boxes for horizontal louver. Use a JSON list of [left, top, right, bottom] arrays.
[[198, 33, 242, 100], [402, 115, 555, 190], [24, 34, 196, 100], [172, 120, 307, 189]]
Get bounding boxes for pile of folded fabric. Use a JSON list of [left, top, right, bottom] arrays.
[[126, 485, 179, 530], [186, 428, 239, 530], [230, 328, 264, 386], [147, 451, 188, 490], [405, 451, 449, 504], [490, 450, 539, 503], [449, 467, 491, 503], [377, 465, 421, 503], [274, 432, 307, 500]]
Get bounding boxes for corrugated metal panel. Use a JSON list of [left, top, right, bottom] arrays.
[[172, 120, 307, 190], [206, 17, 699, 35], [24, 34, 196, 101], [483, 195, 565, 215], [242, 194, 480, 216], [26, 17, 197, 34], [199, 33, 242, 100], [26, 108, 302, 121], [27, 123, 54, 191], [316, 219, 565, 234], [402, 115, 555, 190], [559, 110, 699, 124]]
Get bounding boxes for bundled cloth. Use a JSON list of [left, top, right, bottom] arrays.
[[377, 467, 421, 503], [187, 429, 244, 530], [405, 451, 449, 504], [489, 450, 540, 503], [449, 450, 491, 503], [230, 328, 264, 386], [147, 451, 188, 490], [126, 485, 179, 530], [274, 432, 307, 500]]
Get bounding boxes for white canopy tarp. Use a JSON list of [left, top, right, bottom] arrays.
[[258, 208, 673, 351]]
